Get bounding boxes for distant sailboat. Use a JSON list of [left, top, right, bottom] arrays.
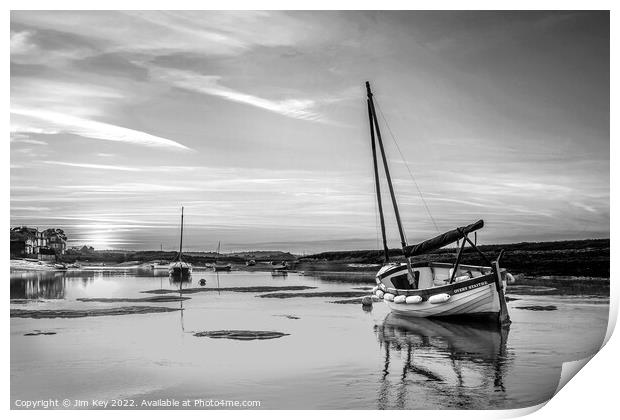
[[169, 207, 192, 279], [270, 260, 288, 272], [364, 82, 511, 325], [213, 241, 232, 272], [152, 244, 168, 270]]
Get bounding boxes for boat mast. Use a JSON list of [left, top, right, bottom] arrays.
[[367, 99, 390, 262], [366, 82, 416, 281], [178, 206, 184, 261]]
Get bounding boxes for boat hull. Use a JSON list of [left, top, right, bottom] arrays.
[[385, 282, 500, 318], [375, 263, 506, 319], [168, 262, 192, 278], [213, 265, 231, 272]]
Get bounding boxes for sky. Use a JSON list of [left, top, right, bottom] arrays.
[[10, 11, 609, 253]]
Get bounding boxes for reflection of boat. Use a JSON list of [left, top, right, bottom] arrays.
[[364, 82, 510, 324], [213, 241, 231, 272], [375, 313, 509, 409], [271, 270, 288, 277], [169, 207, 192, 279], [168, 274, 192, 286], [378, 313, 507, 363]]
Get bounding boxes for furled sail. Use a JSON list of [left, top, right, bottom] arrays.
[[404, 220, 484, 257]]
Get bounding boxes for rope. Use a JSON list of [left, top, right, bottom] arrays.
[[374, 98, 441, 235]]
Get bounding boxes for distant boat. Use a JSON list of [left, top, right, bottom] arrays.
[[271, 261, 288, 272], [364, 82, 511, 325], [246, 259, 256, 266], [152, 260, 169, 270], [169, 206, 192, 279], [152, 244, 168, 269], [213, 241, 231, 272]]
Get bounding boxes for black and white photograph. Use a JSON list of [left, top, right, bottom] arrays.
[[8, 6, 612, 412]]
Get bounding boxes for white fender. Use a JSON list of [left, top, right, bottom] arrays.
[[383, 293, 395, 302], [393, 295, 406, 304], [405, 295, 423, 304], [505, 272, 516, 284], [375, 290, 384, 299], [428, 293, 451, 304]]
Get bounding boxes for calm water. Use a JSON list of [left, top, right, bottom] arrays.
[[10, 269, 608, 409]]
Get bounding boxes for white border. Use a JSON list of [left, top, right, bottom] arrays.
[[3, 2, 616, 419]]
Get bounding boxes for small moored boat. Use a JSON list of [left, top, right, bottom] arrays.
[[270, 261, 288, 272], [364, 82, 510, 325], [169, 206, 192, 279], [213, 241, 231, 272], [152, 260, 169, 270]]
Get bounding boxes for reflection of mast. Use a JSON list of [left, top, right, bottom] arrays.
[[382, 344, 390, 381], [377, 338, 390, 410], [394, 344, 412, 409], [493, 325, 509, 392]]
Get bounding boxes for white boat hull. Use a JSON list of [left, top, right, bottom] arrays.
[[386, 282, 499, 317], [375, 263, 507, 319], [213, 264, 231, 272], [169, 261, 192, 277]]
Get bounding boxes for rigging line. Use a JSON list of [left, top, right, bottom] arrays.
[[374, 99, 441, 235]]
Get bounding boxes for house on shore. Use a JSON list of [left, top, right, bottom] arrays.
[[10, 226, 67, 260]]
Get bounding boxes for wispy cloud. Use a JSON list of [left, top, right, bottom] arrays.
[[40, 160, 201, 173], [150, 68, 323, 122], [10, 135, 48, 145], [12, 11, 309, 57], [11, 107, 191, 151], [41, 160, 140, 172], [57, 183, 200, 193]]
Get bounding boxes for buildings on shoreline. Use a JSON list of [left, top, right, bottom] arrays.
[[10, 226, 67, 260]]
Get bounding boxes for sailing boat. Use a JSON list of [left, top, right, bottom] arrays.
[[213, 241, 232, 272], [365, 82, 511, 325], [151, 244, 169, 270], [169, 206, 192, 279]]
